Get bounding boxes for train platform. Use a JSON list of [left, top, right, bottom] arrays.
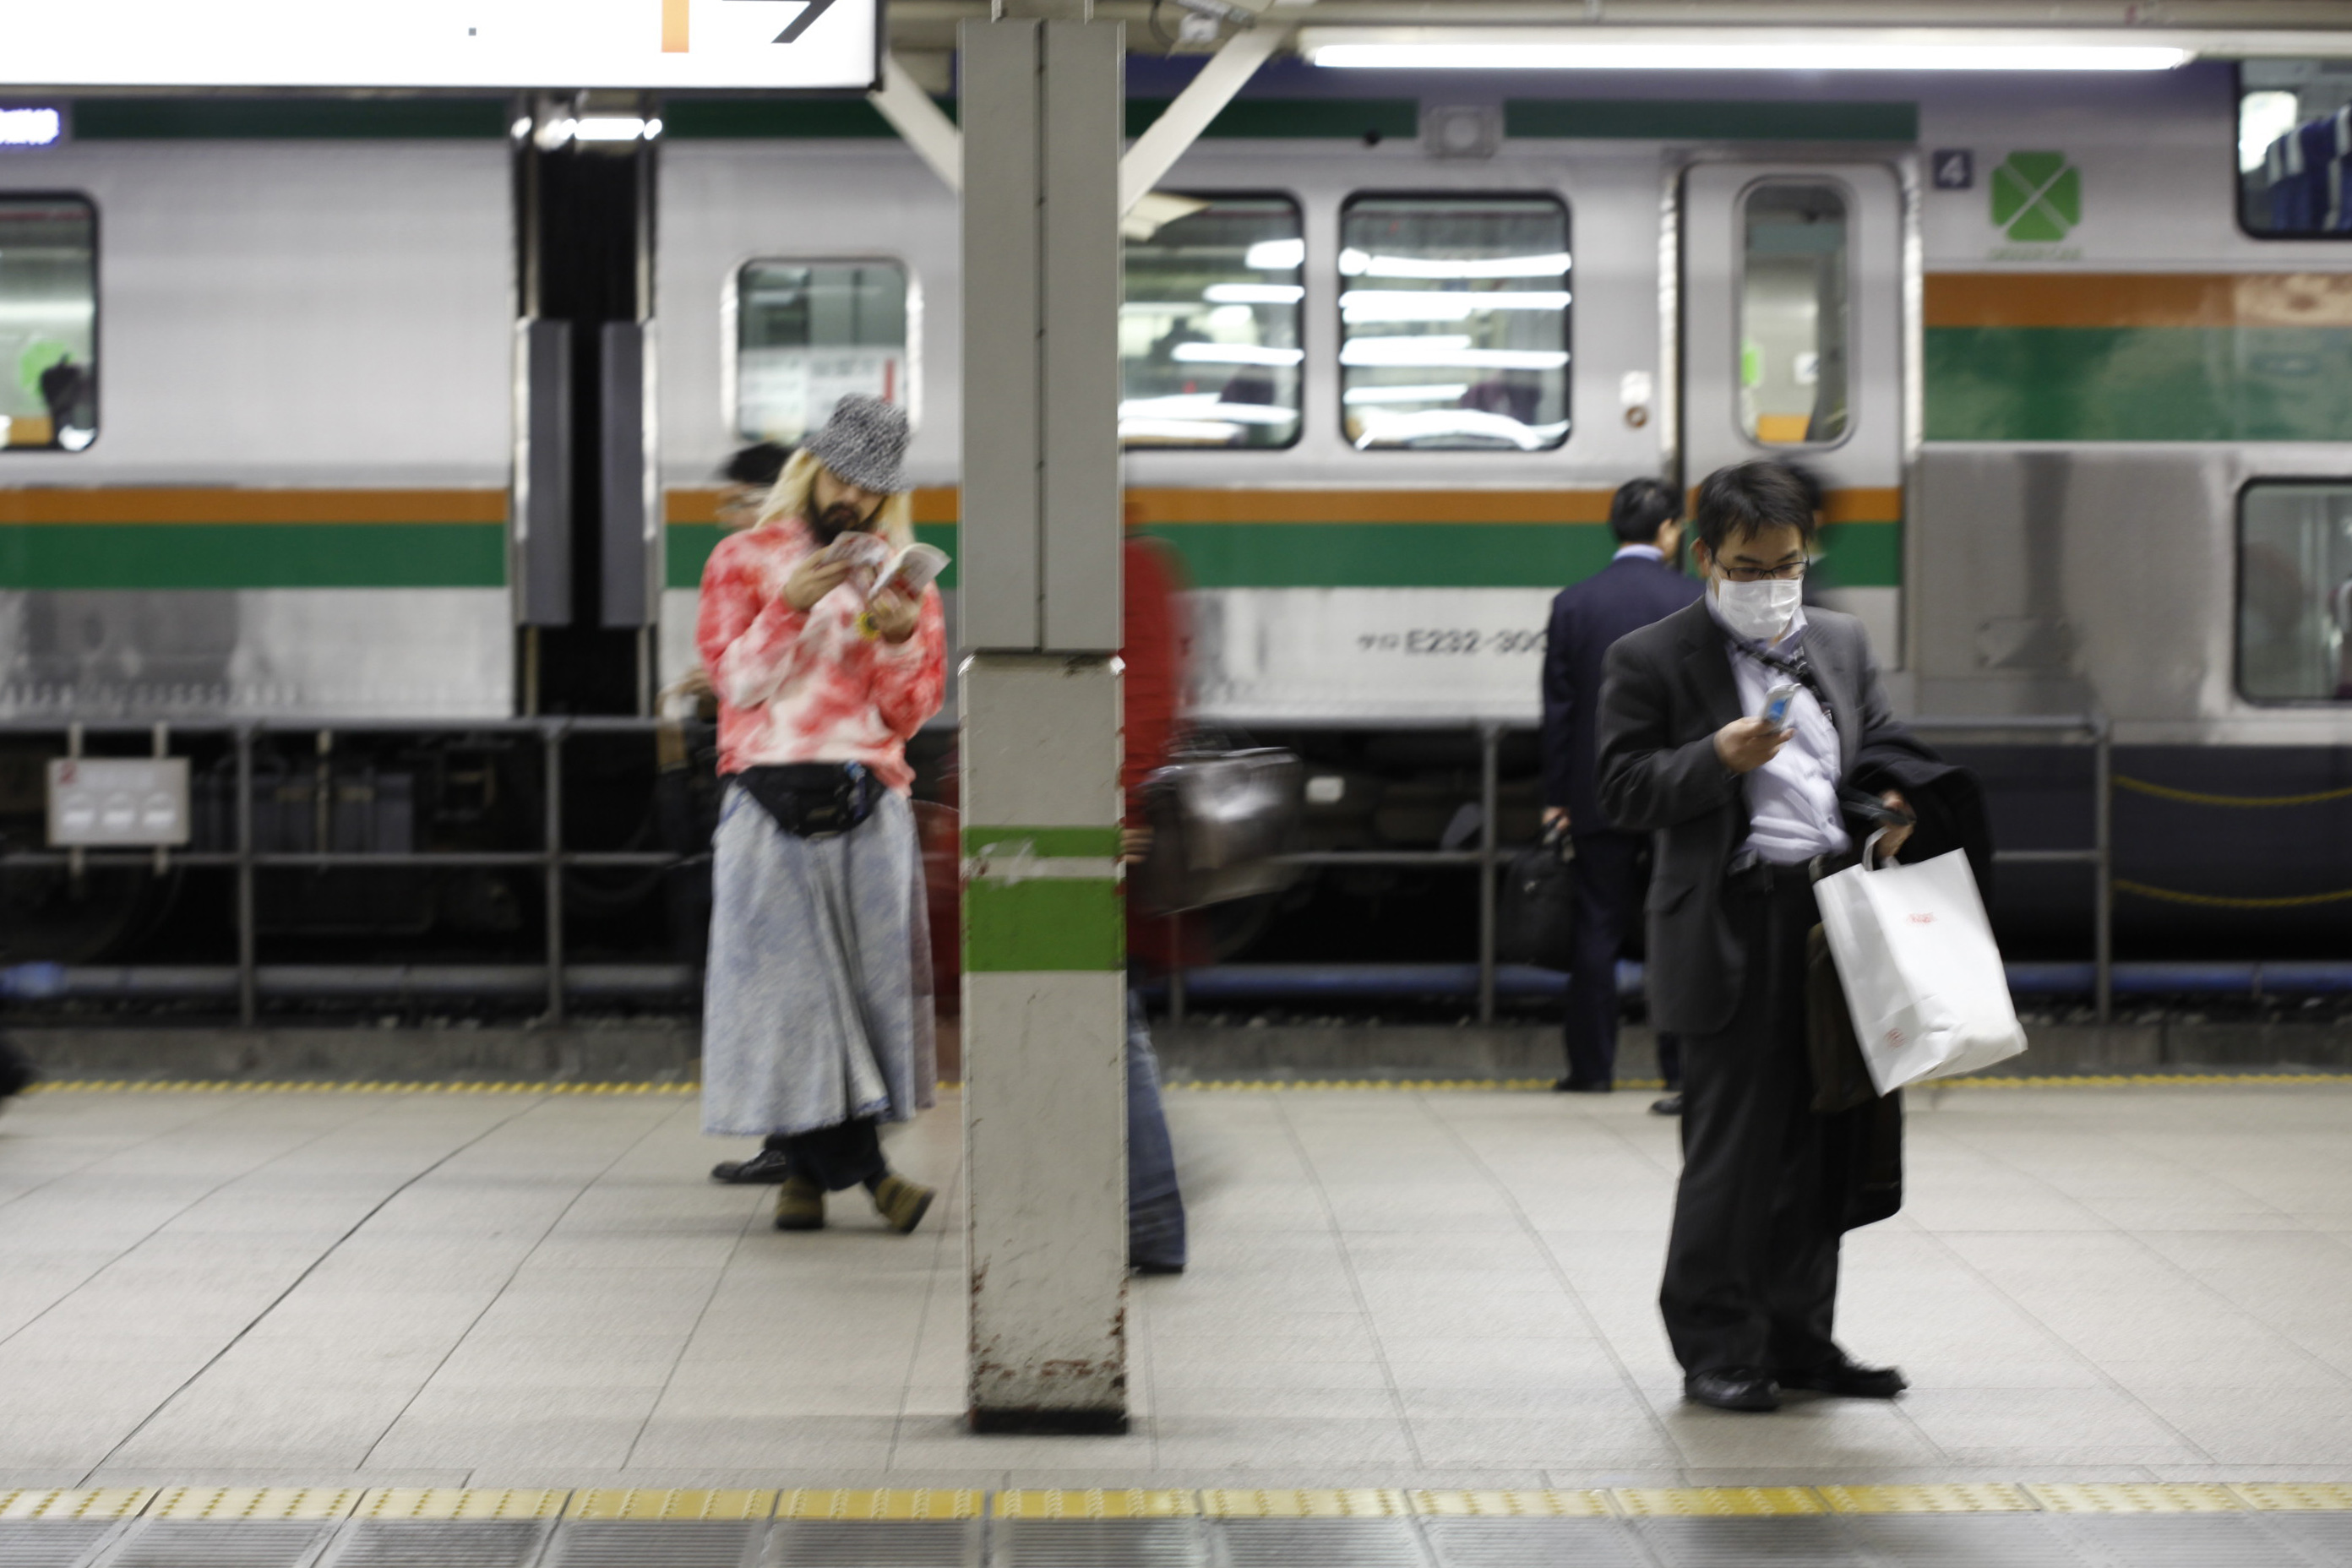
[[0, 1077, 2346, 1535]]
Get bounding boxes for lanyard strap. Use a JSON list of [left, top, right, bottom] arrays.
[[1734, 634, 1838, 727]]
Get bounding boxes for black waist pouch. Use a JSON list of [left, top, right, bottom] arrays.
[[735, 762, 883, 840]]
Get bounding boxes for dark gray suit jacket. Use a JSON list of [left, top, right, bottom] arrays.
[[1595, 597, 1910, 1037]]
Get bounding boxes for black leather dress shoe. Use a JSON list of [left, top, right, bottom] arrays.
[[1554, 1077, 1613, 1093], [1684, 1369, 1781, 1412], [1776, 1353, 1908, 1399], [1649, 1093, 1685, 1115], [710, 1147, 794, 1184]]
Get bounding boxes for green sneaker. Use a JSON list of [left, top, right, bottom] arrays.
[[773, 1174, 825, 1231], [869, 1172, 935, 1234]]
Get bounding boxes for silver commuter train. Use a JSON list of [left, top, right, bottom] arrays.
[[6, 57, 2352, 963]]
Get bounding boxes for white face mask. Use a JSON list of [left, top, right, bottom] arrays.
[[1712, 574, 1802, 643]]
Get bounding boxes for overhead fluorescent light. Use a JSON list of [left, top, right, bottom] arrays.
[[1243, 238, 1306, 270], [1300, 27, 2202, 73], [1339, 248, 1571, 280], [1172, 343, 1305, 368], [1342, 339, 1569, 370], [1119, 395, 1298, 425], [1312, 41, 2188, 70], [1342, 289, 1571, 323], [1344, 384, 1472, 405], [1352, 410, 1569, 450], [0, 107, 63, 147], [1205, 283, 1306, 304]]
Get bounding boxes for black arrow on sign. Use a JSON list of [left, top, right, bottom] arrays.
[[726, 0, 839, 43]]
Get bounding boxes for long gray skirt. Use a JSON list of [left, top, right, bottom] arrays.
[[700, 783, 937, 1139]]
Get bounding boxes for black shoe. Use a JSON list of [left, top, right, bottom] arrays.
[[1775, 1353, 1908, 1399], [1134, 1260, 1185, 1276], [710, 1147, 794, 1184], [1554, 1077, 1613, 1094], [1649, 1093, 1684, 1116], [1684, 1369, 1781, 1413]]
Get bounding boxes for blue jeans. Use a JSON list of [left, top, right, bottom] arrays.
[[1127, 990, 1187, 1271]]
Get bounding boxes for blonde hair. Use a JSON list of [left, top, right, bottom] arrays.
[[753, 446, 913, 549]]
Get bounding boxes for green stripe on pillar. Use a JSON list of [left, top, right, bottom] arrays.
[[964, 825, 1124, 857], [965, 879, 1125, 972]]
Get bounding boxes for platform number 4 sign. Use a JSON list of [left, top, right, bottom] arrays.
[[1991, 151, 2081, 242]]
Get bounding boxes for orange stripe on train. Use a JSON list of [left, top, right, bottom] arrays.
[[1926, 272, 2352, 330], [0, 489, 507, 525]]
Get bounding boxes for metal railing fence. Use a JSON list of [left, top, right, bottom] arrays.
[[1168, 712, 2112, 1027], [0, 712, 2111, 1027]]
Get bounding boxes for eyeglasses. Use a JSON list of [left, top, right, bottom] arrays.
[[1716, 560, 1809, 583]]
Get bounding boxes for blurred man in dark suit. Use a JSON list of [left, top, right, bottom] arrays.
[[1539, 478, 1702, 1104]]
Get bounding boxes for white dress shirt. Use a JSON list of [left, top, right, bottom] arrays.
[[1706, 593, 1851, 866], [1613, 543, 1666, 564]]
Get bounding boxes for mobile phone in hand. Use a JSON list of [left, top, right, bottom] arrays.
[[1761, 682, 1800, 731]]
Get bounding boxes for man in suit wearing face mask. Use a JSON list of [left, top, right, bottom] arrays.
[[1596, 460, 1920, 1415]]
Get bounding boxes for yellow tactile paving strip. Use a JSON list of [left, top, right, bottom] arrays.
[[2026, 1482, 2246, 1513], [777, 1490, 983, 1521], [148, 1488, 361, 1521], [1616, 1487, 1827, 1516], [359, 1489, 569, 1520], [0, 1490, 155, 1521], [1818, 1484, 2036, 1513], [20, 1071, 2352, 1097], [567, 1489, 776, 1521], [994, 1490, 1195, 1518], [2234, 1483, 2352, 1510], [1413, 1489, 1611, 1516], [5, 1486, 2349, 1524], [1202, 1489, 1410, 1516]]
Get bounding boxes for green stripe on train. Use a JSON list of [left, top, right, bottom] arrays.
[[666, 521, 1902, 592], [663, 97, 1416, 141], [1506, 99, 1917, 142], [1926, 326, 2352, 442], [0, 525, 506, 590]]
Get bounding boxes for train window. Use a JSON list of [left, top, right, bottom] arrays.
[[2238, 482, 2352, 701], [734, 259, 909, 445], [2238, 61, 2352, 237], [1337, 194, 1570, 451], [1121, 196, 1302, 449], [0, 195, 95, 452], [1740, 181, 1848, 447]]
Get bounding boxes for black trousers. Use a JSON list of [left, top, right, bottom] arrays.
[[1565, 830, 1683, 1090], [762, 1119, 885, 1191], [1658, 865, 1842, 1376]]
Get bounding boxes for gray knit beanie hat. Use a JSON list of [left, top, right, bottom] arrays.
[[805, 395, 911, 494]]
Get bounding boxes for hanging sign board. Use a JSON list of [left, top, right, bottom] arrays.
[[3, 0, 880, 92]]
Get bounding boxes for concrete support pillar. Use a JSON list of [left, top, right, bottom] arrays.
[[958, 4, 1130, 1434]]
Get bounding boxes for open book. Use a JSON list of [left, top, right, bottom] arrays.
[[816, 532, 950, 603]]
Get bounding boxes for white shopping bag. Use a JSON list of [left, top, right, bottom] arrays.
[[1814, 841, 2028, 1093]]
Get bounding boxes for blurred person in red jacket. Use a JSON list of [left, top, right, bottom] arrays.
[[1123, 518, 1190, 1273]]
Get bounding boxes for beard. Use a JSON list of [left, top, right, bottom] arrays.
[[810, 499, 874, 544]]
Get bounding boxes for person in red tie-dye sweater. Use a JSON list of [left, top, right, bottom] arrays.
[[694, 396, 948, 1236]]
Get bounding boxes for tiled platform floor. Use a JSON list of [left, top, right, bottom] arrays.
[[0, 1077, 2348, 1490]]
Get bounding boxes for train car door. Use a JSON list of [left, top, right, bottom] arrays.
[[1680, 161, 1908, 663]]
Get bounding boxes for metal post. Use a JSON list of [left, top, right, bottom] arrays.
[[2093, 716, 2112, 1026], [961, 2, 1130, 1436], [543, 722, 566, 1024], [1477, 721, 1500, 1026], [235, 724, 256, 1027]]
